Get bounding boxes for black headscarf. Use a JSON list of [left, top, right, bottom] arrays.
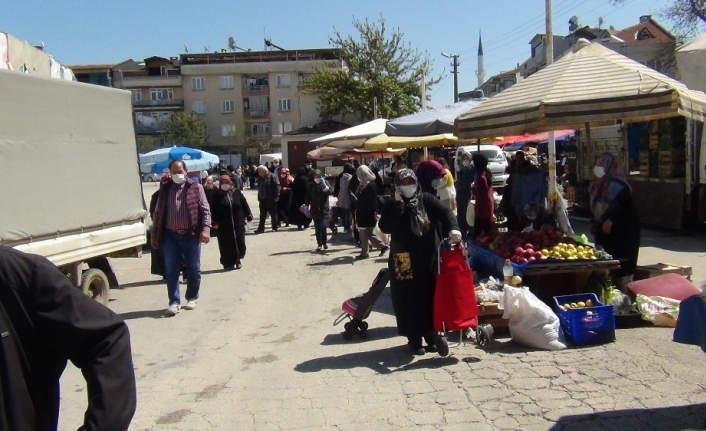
[[394, 168, 426, 238], [472, 153, 493, 183]]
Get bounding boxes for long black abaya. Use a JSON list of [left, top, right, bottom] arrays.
[[212, 189, 251, 268], [290, 168, 312, 228]]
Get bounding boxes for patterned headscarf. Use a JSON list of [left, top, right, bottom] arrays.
[[219, 175, 234, 191], [589, 153, 630, 220], [394, 168, 426, 238]]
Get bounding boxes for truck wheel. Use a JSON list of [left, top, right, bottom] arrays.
[[81, 268, 110, 305]]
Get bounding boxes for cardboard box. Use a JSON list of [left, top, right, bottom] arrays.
[[634, 263, 692, 281]]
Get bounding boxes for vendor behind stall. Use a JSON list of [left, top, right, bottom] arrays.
[[590, 153, 640, 290]]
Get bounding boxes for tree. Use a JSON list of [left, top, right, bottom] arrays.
[[302, 16, 440, 122], [224, 122, 252, 155], [164, 112, 209, 148], [611, 0, 706, 36], [136, 135, 155, 153]]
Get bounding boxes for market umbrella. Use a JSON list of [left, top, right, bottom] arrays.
[[150, 158, 215, 174], [676, 32, 706, 93], [139, 146, 220, 166], [385, 99, 486, 136], [455, 38, 706, 140], [306, 147, 351, 161], [363, 133, 458, 150], [313, 118, 388, 149]]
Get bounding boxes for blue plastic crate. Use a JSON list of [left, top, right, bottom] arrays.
[[553, 293, 616, 346], [466, 242, 525, 279]]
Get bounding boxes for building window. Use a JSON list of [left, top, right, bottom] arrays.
[[192, 77, 205, 91], [193, 101, 207, 114], [276, 74, 290, 87], [130, 89, 142, 101], [220, 76, 234, 89], [251, 123, 270, 137], [150, 88, 173, 101], [277, 98, 292, 112], [160, 66, 167, 76], [222, 124, 236, 137], [151, 112, 172, 123], [221, 100, 235, 113], [278, 122, 292, 134]]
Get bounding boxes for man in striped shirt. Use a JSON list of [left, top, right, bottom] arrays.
[[151, 160, 212, 317]]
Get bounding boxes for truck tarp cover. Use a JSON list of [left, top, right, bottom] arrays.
[[0, 69, 146, 244]]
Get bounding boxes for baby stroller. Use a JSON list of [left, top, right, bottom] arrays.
[[432, 240, 493, 357], [334, 268, 390, 339]]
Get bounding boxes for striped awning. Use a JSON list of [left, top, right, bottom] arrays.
[[455, 39, 706, 140]]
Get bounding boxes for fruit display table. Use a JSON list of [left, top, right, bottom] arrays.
[[468, 242, 621, 306]]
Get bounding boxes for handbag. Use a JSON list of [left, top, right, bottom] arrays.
[[466, 200, 475, 226], [433, 245, 478, 332]]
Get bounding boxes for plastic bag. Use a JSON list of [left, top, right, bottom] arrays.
[[466, 200, 475, 226], [636, 294, 680, 327], [498, 285, 567, 350]]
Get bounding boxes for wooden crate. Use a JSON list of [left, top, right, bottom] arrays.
[[566, 186, 577, 203], [634, 263, 692, 281], [477, 302, 508, 328]]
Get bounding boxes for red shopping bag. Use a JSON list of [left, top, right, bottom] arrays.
[[433, 248, 478, 332]]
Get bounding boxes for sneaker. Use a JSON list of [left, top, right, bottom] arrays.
[[316, 245, 323, 252], [183, 300, 197, 310], [379, 245, 389, 256], [164, 303, 180, 317], [355, 253, 370, 260], [254, 229, 265, 234], [323, 244, 329, 250]]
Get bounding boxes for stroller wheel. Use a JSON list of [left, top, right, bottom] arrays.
[[436, 335, 450, 357], [477, 324, 493, 347], [360, 321, 369, 331]]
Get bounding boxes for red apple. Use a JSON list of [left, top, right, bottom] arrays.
[[518, 257, 528, 264], [534, 251, 542, 259], [524, 243, 534, 250], [514, 247, 524, 256], [528, 256, 536, 262]]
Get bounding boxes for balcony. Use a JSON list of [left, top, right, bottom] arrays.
[[121, 74, 183, 87], [135, 122, 167, 133], [132, 99, 184, 109], [242, 84, 269, 96], [244, 108, 270, 120]]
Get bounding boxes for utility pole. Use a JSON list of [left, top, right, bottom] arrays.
[[545, 0, 558, 203], [441, 52, 460, 103]]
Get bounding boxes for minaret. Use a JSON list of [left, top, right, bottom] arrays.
[[476, 30, 485, 89]]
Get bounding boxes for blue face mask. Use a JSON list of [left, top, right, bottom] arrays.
[[431, 178, 441, 189]]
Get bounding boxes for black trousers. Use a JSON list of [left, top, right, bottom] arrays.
[[258, 199, 278, 231]]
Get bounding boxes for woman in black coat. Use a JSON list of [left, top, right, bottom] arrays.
[[290, 167, 312, 230], [379, 168, 462, 355], [211, 175, 253, 270], [354, 165, 388, 259]]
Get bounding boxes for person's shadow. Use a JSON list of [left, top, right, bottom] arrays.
[[294, 345, 458, 374]]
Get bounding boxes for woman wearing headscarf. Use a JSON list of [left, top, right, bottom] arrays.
[[472, 152, 495, 239], [334, 163, 355, 233], [379, 169, 461, 355], [290, 167, 312, 230], [277, 167, 295, 228], [211, 175, 253, 270], [353, 165, 388, 259], [305, 169, 332, 251], [455, 149, 476, 240], [415, 160, 446, 195], [590, 153, 640, 289]]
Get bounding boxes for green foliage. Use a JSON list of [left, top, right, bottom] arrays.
[[302, 16, 440, 122], [136, 135, 155, 153], [164, 112, 208, 148]]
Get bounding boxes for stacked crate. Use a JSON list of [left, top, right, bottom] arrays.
[[658, 149, 686, 178]]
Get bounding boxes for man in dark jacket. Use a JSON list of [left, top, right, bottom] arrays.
[[0, 246, 136, 431], [255, 165, 281, 233]]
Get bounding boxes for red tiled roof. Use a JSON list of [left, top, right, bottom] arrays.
[[616, 19, 675, 45]]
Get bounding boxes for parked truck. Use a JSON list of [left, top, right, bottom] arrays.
[[0, 68, 148, 304]]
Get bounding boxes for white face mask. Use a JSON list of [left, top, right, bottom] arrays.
[[220, 184, 230, 191], [398, 185, 417, 198], [594, 166, 606, 179], [314, 178, 322, 184], [462, 160, 471, 167], [172, 174, 186, 184]]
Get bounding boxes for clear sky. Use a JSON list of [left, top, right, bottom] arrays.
[[2, 0, 666, 106]]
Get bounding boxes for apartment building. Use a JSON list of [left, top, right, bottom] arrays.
[[178, 48, 341, 156], [112, 56, 184, 148]]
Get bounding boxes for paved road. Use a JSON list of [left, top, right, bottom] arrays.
[[57, 186, 706, 430]]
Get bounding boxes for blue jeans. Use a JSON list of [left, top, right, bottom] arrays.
[[314, 217, 328, 246], [162, 230, 202, 305]]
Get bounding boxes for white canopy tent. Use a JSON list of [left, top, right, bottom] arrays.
[[310, 118, 388, 149], [259, 152, 282, 165], [676, 33, 706, 93]]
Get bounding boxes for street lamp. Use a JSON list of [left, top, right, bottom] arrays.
[[441, 52, 460, 103]]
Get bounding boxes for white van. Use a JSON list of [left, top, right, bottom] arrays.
[[455, 145, 509, 188]]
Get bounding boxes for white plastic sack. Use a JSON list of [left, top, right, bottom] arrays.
[[498, 285, 567, 350], [466, 200, 475, 226]]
